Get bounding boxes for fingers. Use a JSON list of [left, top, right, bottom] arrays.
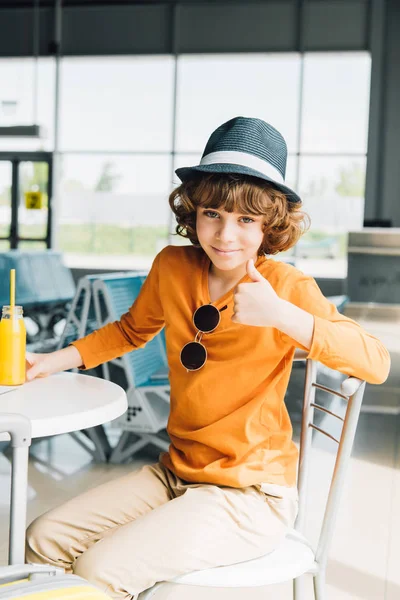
[[26, 356, 47, 381], [25, 351, 35, 365], [26, 364, 40, 381]]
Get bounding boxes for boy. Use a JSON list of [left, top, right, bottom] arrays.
[[25, 117, 390, 600]]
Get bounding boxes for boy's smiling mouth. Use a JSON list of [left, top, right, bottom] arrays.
[[211, 247, 241, 255]]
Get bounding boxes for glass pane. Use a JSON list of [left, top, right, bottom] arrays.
[[295, 156, 367, 278], [0, 58, 55, 151], [285, 155, 298, 194], [0, 161, 12, 238], [176, 54, 301, 153], [0, 240, 10, 250], [59, 154, 171, 262], [18, 241, 47, 250], [173, 153, 201, 186], [298, 156, 366, 230], [60, 57, 174, 152], [301, 53, 371, 153], [19, 162, 49, 240]]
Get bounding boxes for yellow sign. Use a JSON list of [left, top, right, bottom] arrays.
[[25, 191, 43, 210]]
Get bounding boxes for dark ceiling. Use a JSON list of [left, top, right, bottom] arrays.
[[0, 0, 322, 7], [0, 0, 238, 6]]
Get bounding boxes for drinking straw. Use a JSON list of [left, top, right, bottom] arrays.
[[10, 269, 15, 308]]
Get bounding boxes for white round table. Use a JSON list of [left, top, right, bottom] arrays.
[[0, 372, 127, 441], [0, 372, 127, 565]]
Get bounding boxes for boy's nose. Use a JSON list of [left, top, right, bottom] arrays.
[[216, 222, 237, 243]]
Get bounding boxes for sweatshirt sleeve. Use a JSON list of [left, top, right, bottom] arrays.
[[71, 251, 165, 370], [281, 275, 391, 385]]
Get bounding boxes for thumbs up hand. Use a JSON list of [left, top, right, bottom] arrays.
[[231, 259, 282, 327]]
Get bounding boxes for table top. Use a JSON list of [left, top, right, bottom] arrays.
[[0, 373, 127, 442]]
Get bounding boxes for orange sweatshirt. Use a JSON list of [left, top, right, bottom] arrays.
[[72, 245, 390, 489]]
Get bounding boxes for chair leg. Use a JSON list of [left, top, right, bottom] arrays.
[[109, 431, 148, 463], [293, 575, 308, 600], [313, 572, 326, 600]]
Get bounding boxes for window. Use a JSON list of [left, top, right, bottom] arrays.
[[176, 52, 371, 277], [300, 53, 370, 154], [59, 154, 171, 267], [58, 56, 174, 267], [0, 52, 367, 273], [0, 58, 55, 151], [295, 52, 371, 277], [176, 54, 301, 153], [60, 57, 174, 152], [0, 161, 12, 245]]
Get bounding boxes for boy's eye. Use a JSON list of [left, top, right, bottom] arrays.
[[203, 211, 255, 223]]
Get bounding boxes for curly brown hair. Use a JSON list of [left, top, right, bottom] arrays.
[[169, 173, 310, 255]]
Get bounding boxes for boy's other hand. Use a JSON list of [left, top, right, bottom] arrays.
[[232, 259, 283, 327], [25, 352, 54, 381], [25, 345, 83, 381]]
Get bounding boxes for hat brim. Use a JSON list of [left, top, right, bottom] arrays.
[[175, 163, 301, 204]]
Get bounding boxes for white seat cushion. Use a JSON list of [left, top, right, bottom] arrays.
[[170, 529, 317, 588]]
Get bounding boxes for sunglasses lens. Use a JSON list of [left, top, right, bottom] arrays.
[[180, 341, 206, 371], [193, 304, 220, 333]]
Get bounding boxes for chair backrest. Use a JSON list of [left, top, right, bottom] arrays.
[[57, 276, 94, 349], [57, 272, 140, 350], [294, 352, 366, 571], [0, 251, 75, 308], [92, 274, 167, 387]]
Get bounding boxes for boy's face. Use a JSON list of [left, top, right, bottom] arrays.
[[196, 206, 265, 273]]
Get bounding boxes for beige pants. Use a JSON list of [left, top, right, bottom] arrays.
[[26, 461, 298, 599]]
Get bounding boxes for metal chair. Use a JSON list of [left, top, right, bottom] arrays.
[[138, 351, 366, 600], [56, 275, 94, 351], [56, 274, 113, 462], [91, 274, 170, 464]]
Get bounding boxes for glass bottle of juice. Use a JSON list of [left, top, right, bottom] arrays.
[[0, 305, 26, 386]]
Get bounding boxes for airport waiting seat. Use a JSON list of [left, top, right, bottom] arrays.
[[138, 351, 366, 600], [91, 274, 170, 463], [0, 251, 75, 309], [56, 274, 112, 461], [56, 271, 145, 461], [0, 251, 76, 346]]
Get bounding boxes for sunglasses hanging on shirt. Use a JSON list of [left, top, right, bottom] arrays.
[[180, 304, 228, 371]]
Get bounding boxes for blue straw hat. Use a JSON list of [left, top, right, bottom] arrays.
[[175, 116, 301, 204]]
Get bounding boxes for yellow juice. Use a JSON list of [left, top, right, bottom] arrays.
[[0, 305, 26, 386]]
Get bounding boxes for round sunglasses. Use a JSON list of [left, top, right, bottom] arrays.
[[180, 303, 228, 371]]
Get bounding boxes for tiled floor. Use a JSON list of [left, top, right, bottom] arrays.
[[0, 313, 399, 599]]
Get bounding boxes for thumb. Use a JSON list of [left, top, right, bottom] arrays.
[[246, 259, 264, 282]]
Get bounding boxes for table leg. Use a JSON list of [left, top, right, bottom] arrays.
[[9, 446, 30, 565]]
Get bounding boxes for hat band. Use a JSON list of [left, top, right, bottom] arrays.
[[200, 151, 284, 184]]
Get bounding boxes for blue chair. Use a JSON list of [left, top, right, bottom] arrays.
[[56, 274, 112, 462], [0, 251, 75, 309], [91, 274, 170, 463], [0, 251, 76, 347]]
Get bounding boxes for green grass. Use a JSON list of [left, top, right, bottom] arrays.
[[59, 224, 169, 255], [0, 223, 169, 255]]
